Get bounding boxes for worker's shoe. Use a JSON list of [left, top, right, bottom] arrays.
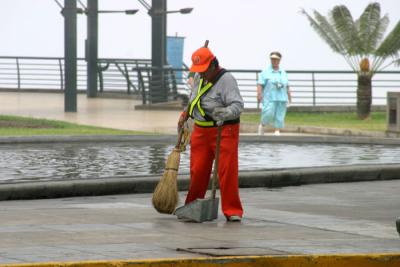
[[227, 215, 242, 222], [274, 130, 280, 136], [258, 124, 264, 136]]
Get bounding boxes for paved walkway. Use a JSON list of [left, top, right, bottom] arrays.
[[1, 91, 392, 138], [0, 91, 315, 136], [1, 91, 399, 264], [0, 92, 181, 134], [0, 180, 399, 263]]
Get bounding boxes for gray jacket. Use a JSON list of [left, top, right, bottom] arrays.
[[188, 71, 244, 122]]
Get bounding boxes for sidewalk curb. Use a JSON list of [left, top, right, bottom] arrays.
[[0, 164, 399, 201], [0, 134, 399, 145], [1, 253, 400, 267], [240, 122, 400, 138], [0, 135, 176, 144]]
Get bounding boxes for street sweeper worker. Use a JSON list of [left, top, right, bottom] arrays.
[[178, 46, 244, 222]]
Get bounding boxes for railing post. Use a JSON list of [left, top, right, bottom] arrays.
[[311, 72, 316, 106], [58, 58, 64, 90], [98, 69, 104, 92], [124, 63, 131, 94], [170, 67, 178, 100], [138, 69, 146, 104], [256, 72, 259, 110], [16, 58, 20, 89], [97, 62, 109, 93]]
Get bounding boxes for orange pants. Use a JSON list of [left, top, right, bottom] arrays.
[[185, 123, 243, 218]]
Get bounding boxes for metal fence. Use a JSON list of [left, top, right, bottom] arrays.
[[0, 56, 66, 90], [135, 66, 191, 104], [229, 69, 400, 109], [0, 56, 190, 104], [0, 56, 399, 108], [97, 57, 150, 94]]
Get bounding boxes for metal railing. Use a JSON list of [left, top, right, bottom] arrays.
[[0, 56, 399, 108], [228, 69, 400, 108], [0, 56, 190, 104], [0, 56, 67, 90], [97, 57, 151, 94], [0, 56, 155, 93], [136, 66, 191, 104]]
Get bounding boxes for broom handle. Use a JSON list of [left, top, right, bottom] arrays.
[[211, 125, 222, 199]]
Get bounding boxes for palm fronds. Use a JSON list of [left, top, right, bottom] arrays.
[[302, 2, 400, 74], [330, 5, 363, 56], [301, 8, 357, 71], [358, 3, 387, 54], [301, 9, 344, 54], [376, 20, 400, 58]]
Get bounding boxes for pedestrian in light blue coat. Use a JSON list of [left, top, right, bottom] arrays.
[[256, 52, 292, 136]]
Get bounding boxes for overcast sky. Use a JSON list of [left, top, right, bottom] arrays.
[[0, 0, 399, 70]]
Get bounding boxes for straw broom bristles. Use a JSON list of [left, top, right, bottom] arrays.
[[152, 148, 181, 214]]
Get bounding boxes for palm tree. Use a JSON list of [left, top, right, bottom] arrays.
[[302, 2, 400, 119]]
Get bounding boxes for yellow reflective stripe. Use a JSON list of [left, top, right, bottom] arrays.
[[194, 119, 215, 127], [196, 82, 213, 116], [197, 101, 205, 116], [189, 79, 213, 117], [197, 79, 203, 94], [189, 79, 203, 116]]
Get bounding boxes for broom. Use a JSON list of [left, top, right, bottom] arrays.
[[152, 40, 209, 214], [152, 127, 186, 214]]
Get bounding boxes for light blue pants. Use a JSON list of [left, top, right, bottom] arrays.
[[261, 101, 287, 129]]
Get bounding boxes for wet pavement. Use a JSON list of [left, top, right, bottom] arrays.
[[0, 92, 181, 134], [1, 91, 399, 264], [0, 179, 399, 263]]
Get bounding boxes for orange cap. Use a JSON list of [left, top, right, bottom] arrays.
[[190, 47, 215, 73]]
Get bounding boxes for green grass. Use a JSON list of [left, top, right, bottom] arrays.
[[1, 112, 387, 136], [0, 115, 145, 136], [241, 112, 386, 132]]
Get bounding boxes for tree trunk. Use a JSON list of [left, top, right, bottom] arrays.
[[356, 73, 372, 120]]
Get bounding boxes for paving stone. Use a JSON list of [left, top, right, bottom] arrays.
[[0, 180, 399, 263]]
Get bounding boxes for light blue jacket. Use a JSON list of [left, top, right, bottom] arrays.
[[257, 65, 289, 102]]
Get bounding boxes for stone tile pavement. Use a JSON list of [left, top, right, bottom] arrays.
[[0, 180, 399, 263]]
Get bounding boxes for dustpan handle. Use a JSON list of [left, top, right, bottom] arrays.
[[211, 125, 222, 199]]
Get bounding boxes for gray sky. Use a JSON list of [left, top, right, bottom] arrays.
[[0, 0, 399, 70]]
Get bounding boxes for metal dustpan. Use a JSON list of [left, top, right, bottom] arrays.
[[175, 125, 222, 223], [174, 197, 219, 223]]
